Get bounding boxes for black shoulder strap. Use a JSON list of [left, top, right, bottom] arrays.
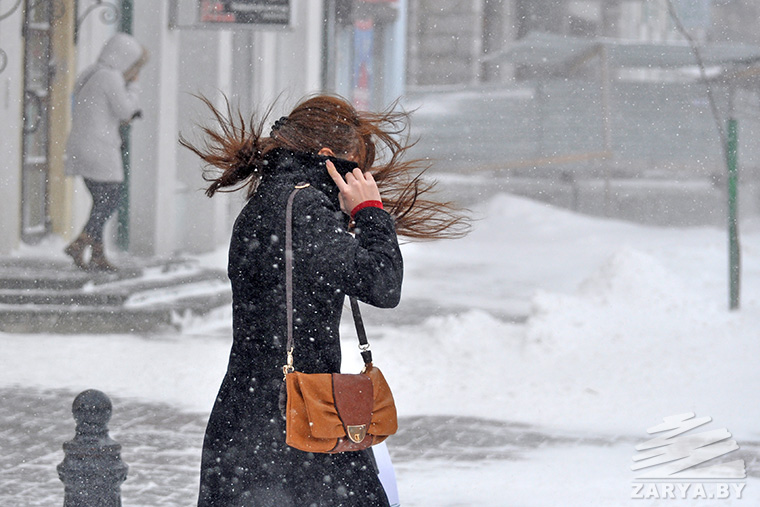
[[285, 185, 373, 369]]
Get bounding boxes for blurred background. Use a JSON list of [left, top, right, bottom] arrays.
[[2, 0, 760, 255], [3, 3, 760, 504]]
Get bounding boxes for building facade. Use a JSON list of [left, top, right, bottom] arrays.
[[405, 0, 735, 87], [0, 0, 406, 257]]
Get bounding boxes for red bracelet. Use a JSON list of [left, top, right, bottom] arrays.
[[351, 200, 384, 219]]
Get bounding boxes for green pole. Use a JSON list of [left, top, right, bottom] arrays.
[[117, 0, 134, 251], [727, 117, 740, 310]]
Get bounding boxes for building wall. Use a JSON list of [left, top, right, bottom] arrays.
[[48, 2, 76, 239], [406, 0, 718, 87], [0, 4, 23, 254], [712, 0, 760, 45], [129, 2, 180, 257], [407, 0, 484, 86], [407, 0, 521, 87], [173, 29, 236, 256], [129, 0, 326, 257]]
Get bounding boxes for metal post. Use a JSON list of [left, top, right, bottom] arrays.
[[600, 44, 612, 218], [727, 117, 740, 310], [117, 0, 133, 251], [57, 390, 128, 507], [600, 45, 612, 154]]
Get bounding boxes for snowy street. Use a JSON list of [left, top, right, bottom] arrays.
[[2, 188, 760, 505], [0, 385, 640, 506], [5, 0, 760, 504]]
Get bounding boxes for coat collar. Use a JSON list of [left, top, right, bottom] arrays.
[[263, 148, 358, 208]]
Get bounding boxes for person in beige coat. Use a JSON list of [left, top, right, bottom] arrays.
[[64, 32, 147, 271]]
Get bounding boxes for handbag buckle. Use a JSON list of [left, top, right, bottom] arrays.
[[282, 347, 295, 379], [346, 424, 367, 443]]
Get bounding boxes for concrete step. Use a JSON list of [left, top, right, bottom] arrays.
[[0, 304, 175, 334], [0, 290, 129, 306], [0, 257, 189, 290], [0, 256, 231, 334]]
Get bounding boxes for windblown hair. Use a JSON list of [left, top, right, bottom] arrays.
[[179, 94, 469, 240]]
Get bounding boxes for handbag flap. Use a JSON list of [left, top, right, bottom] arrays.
[[292, 372, 345, 439], [332, 373, 373, 429]]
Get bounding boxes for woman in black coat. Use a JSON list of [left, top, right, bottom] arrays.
[[182, 95, 467, 506]]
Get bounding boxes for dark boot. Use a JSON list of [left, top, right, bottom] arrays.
[[64, 233, 92, 271], [89, 242, 118, 272]]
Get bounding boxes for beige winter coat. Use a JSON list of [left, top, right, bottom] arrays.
[[65, 33, 145, 182]]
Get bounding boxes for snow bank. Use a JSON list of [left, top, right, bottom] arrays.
[[374, 194, 760, 439]]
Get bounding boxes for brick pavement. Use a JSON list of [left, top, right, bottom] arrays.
[[0, 387, 206, 506], [3, 386, 759, 506], [1, 387, 537, 506]]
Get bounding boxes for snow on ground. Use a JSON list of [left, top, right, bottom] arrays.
[[392, 194, 760, 432], [3, 192, 760, 505]]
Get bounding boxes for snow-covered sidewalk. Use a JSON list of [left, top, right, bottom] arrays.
[[2, 192, 760, 505]]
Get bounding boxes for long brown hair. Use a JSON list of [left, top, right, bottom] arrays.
[[179, 94, 469, 240]]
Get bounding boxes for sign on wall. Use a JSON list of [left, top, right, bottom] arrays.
[[170, 0, 291, 29]]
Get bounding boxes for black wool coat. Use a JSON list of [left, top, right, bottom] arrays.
[[198, 149, 403, 507]]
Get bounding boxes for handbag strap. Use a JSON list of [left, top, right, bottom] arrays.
[[284, 184, 373, 376]]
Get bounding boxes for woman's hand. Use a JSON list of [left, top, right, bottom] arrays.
[[326, 160, 381, 215]]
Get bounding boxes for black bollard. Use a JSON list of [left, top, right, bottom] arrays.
[[57, 389, 128, 507]]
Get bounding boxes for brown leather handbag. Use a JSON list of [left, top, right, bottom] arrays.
[[281, 184, 398, 454]]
